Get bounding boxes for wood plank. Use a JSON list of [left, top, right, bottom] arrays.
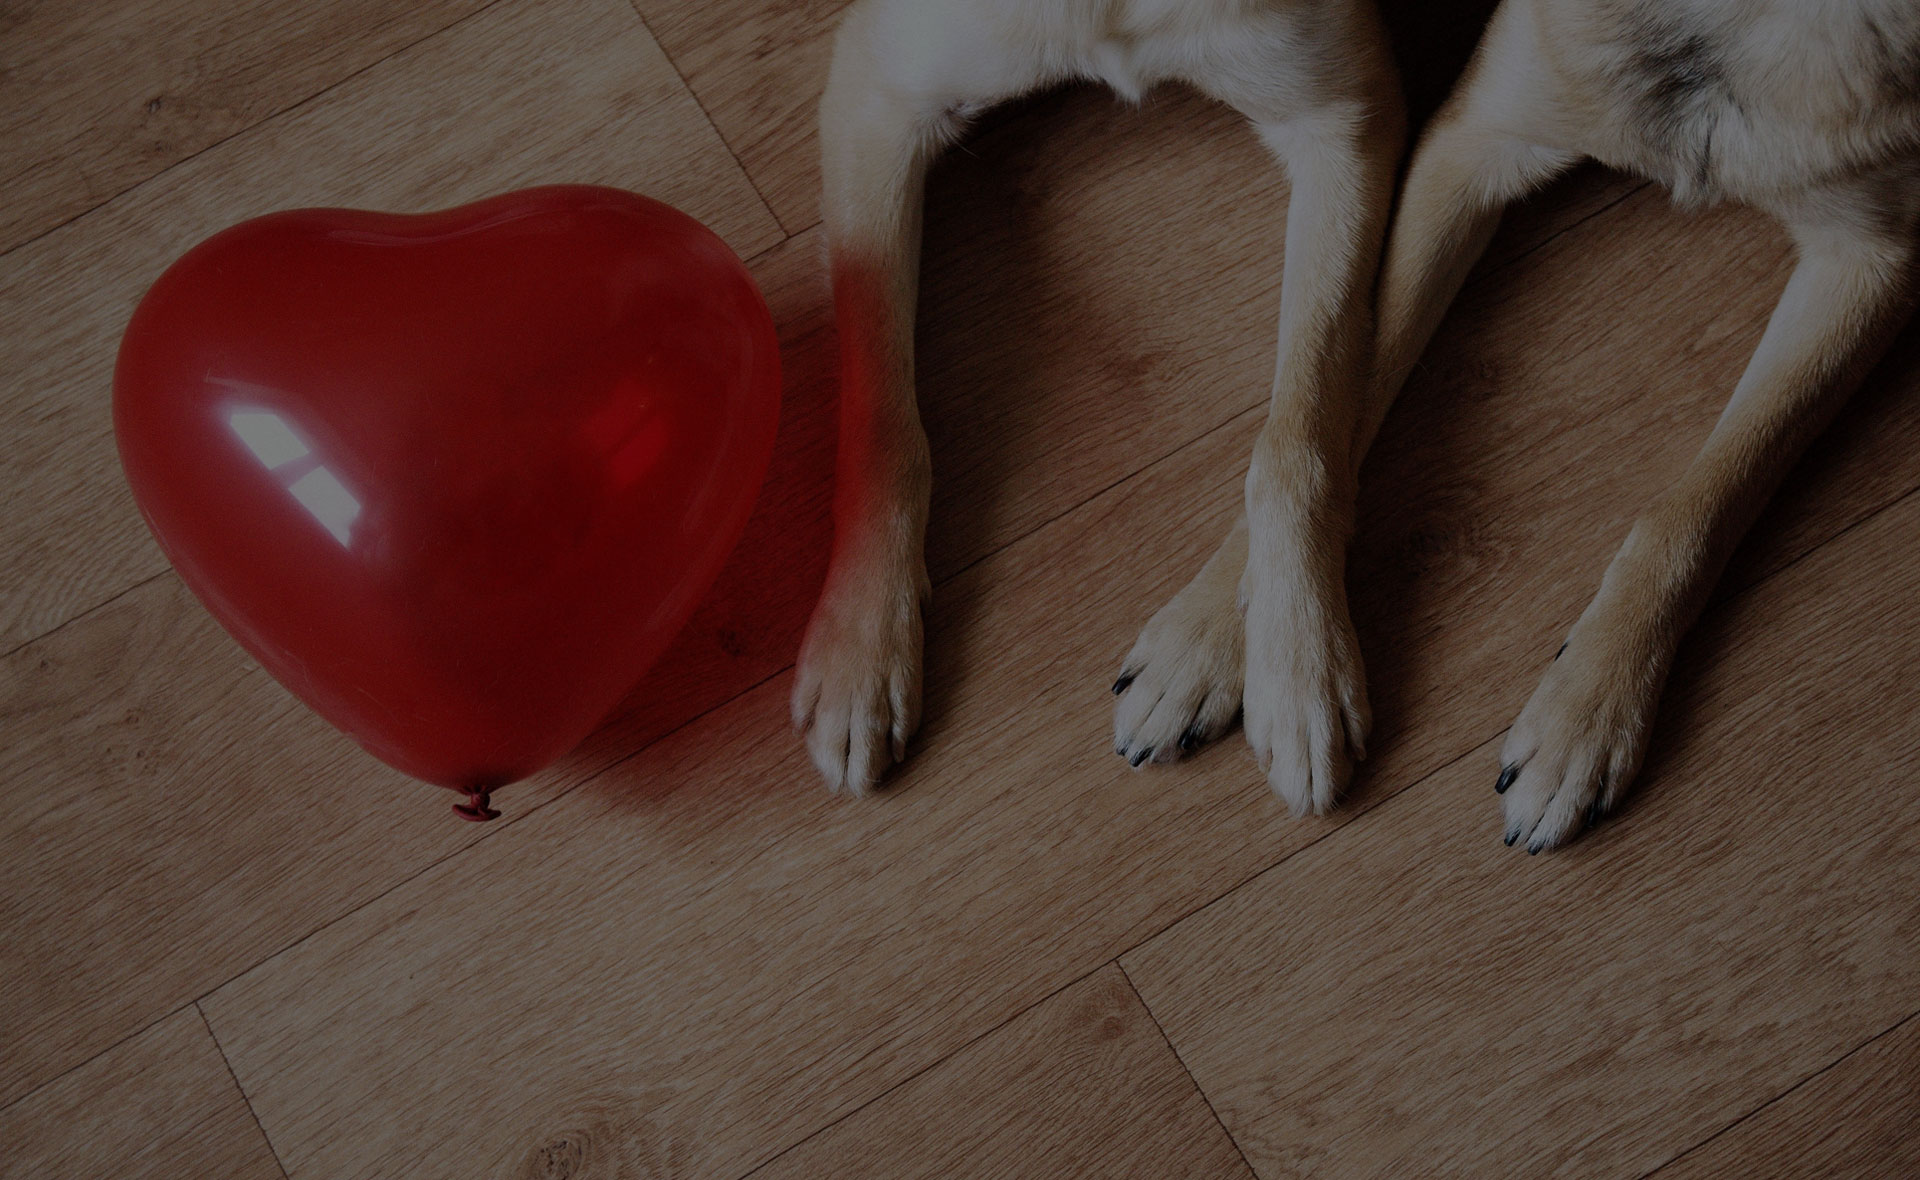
[[1121, 489, 1920, 1178], [0, 0, 782, 653], [733, 966, 1251, 1179], [0, 1008, 283, 1179], [0, 574, 572, 1110], [0, 0, 491, 255], [0, 125, 1294, 1114], [1650, 1014, 1920, 1180], [195, 178, 1920, 1180], [14, 10, 1919, 1168]]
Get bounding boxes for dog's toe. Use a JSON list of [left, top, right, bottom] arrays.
[[793, 565, 926, 796], [1496, 633, 1658, 852], [1112, 582, 1244, 769], [1500, 751, 1606, 853], [1240, 569, 1369, 818], [1246, 678, 1360, 817]]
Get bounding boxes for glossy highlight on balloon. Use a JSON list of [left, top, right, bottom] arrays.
[[114, 186, 782, 816]]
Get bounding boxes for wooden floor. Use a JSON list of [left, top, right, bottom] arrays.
[[4, 2, 1918, 1176]]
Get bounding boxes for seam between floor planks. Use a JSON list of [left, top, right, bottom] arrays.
[[0, 392, 1243, 1123], [1635, 1008, 1920, 1180], [0, 569, 169, 664], [0, 28, 1877, 1153], [194, 1002, 292, 1180], [0, 0, 514, 268], [1115, 960, 1263, 1180], [621, 0, 790, 238], [13, 6, 1896, 1171]]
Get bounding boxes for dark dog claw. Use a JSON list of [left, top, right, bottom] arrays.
[[1495, 765, 1518, 795], [1111, 673, 1135, 695], [1128, 746, 1154, 768]]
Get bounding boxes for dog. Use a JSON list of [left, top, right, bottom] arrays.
[[1366, 0, 1920, 850], [792, 0, 1406, 806]]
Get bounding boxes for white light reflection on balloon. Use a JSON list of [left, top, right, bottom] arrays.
[[225, 404, 362, 546]]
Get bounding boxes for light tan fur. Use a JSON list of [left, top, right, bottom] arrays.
[[1370, 0, 1920, 850], [794, 0, 1404, 805]]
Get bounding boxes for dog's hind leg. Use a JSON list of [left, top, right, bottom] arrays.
[[795, 1, 1049, 794], [1500, 176, 1920, 852], [1364, 5, 1578, 463]]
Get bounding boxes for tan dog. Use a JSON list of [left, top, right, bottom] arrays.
[[794, 0, 1405, 806], [1368, 0, 1920, 850]]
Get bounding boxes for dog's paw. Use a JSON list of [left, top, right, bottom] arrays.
[[1112, 574, 1244, 768], [1241, 567, 1370, 816], [791, 559, 928, 795], [1496, 632, 1662, 852]]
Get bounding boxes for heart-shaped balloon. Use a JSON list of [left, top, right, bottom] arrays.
[[114, 186, 781, 818]]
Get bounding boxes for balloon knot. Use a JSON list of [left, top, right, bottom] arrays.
[[453, 785, 501, 822]]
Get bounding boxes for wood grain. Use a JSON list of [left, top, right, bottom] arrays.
[[0, 124, 1369, 1112], [0, 1007, 283, 1179], [0, 0, 780, 654], [1343, 183, 1920, 803], [1650, 1014, 1920, 1180], [1122, 489, 1920, 1178], [0, 0, 492, 255], [0, 88, 1279, 1116], [746, 966, 1251, 1179]]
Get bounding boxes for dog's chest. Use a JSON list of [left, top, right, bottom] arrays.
[[1596, 19, 1749, 202]]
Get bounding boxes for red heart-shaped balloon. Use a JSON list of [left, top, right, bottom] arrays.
[[114, 186, 781, 817]]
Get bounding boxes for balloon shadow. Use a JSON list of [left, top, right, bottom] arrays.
[[572, 239, 839, 809]]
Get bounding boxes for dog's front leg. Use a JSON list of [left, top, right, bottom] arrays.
[[791, 14, 945, 795], [1237, 106, 1402, 815], [1500, 185, 1919, 851], [795, 3, 1049, 793]]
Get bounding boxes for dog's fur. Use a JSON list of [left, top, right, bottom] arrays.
[[795, 0, 1404, 808], [797, 0, 1920, 853]]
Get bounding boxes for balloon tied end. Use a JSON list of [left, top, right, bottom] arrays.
[[453, 785, 501, 822]]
